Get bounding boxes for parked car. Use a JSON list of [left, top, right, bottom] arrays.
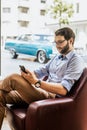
[[4, 34, 54, 63]]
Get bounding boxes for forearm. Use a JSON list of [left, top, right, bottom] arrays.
[[40, 80, 67, 96], [21, 71, 67, 96]]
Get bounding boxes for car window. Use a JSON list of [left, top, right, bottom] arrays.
[[17, 34, 32, 41], [33, 35, 41, 41], [33, 34, 54, 42], [43, 36, 54, 42]]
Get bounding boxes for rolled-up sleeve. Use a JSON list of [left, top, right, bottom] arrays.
[[61, 79, 75, 91], [61, 55, 85, 91]]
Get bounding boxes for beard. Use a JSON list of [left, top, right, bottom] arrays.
[[60, 42, 70, 54]]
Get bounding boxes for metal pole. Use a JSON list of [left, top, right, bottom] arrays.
[[0, 0, 1, 76]]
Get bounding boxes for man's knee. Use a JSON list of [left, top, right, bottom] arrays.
[[5, 73, 21, 81], [0, 91, 6, 105], [2, 73, 21, 92]]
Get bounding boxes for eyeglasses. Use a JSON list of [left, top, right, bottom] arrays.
[[55, 39, 66, 45]]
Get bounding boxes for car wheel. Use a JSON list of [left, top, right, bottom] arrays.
[[37, 50, 47, 63], [10, 50, 18, 59]]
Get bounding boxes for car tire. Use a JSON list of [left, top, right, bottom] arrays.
[[10, 50, 18, 59], [37, 50, 48, 63]]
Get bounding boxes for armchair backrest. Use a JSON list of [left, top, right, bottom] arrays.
[[66, 68, 87, 130]]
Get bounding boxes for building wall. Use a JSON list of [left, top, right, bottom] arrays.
[[1, 0, 47, 45]]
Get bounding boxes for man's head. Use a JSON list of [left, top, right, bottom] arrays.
[[54, 27, 75, 55]]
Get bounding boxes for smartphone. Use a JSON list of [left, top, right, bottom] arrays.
[[19, 65, 27, 73]]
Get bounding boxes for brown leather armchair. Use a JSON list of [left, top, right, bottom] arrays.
[[6, 68, 87, 130]]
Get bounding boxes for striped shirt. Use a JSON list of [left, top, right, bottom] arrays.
[[34, 50, 85, 92]]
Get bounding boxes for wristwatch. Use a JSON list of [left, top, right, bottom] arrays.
[[35, 80, 41, 88]]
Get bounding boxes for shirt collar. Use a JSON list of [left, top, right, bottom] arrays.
[[58, 50, 75, 60], [65, 50, 75, 59]]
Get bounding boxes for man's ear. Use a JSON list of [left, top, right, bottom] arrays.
[[70, 37, 74, 44]]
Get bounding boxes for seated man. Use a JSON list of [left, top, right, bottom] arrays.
[[0, 27, 85, 129]]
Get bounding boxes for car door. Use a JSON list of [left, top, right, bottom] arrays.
[[15, 34, 37, 56]]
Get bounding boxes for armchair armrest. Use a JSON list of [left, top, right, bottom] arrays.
[[25, 98, 74, 130]]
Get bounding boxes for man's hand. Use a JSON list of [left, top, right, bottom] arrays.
[[21, 69, 38, 85]]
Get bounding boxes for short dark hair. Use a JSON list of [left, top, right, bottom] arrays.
[[55, 27, 75, 42]]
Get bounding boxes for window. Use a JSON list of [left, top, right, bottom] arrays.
[[40, 9, 46, 16], [76, 3, 79, 13], [18, 20, 29, 27], [3, 7, 11, 13], [41, 0, 46, 4], [18, 6, 29, 13], [17, 34, 32, 41]]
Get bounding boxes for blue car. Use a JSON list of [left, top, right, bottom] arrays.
[[5, 34, 54, 63]]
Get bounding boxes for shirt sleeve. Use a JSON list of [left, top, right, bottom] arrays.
[[34, 59, 52, 78], [61, 55, 85, 91]]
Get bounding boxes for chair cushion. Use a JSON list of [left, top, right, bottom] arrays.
[[6, 104, 28, 130]]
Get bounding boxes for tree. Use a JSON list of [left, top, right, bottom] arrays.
[[47, 0, 74, 27]]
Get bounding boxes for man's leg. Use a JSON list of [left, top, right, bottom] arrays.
[[1, 73, 51, 103], [0, 103, 5, 130], [0, 73, 55, 129], [0, 90, 26, 130]]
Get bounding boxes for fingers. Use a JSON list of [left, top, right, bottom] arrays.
[[25, 69, 32, 75], [21, 70, 32, 78]]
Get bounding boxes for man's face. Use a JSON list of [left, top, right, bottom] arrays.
[[54, 35, 73, 55]]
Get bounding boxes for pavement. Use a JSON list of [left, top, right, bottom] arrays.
[[1, 118, 11, 130]]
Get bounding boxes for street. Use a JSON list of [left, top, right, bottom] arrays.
[[1, 47, 87, 79], [1, 48, 44, 79]]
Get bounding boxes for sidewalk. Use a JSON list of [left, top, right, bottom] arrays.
[[1, 118, 11, 130]]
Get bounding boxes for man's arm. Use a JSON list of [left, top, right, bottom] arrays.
[[38, 80, 68, 96], [21, 70, 67, 96]]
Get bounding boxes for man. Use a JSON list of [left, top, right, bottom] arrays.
[[0, 27, 85, 129]]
